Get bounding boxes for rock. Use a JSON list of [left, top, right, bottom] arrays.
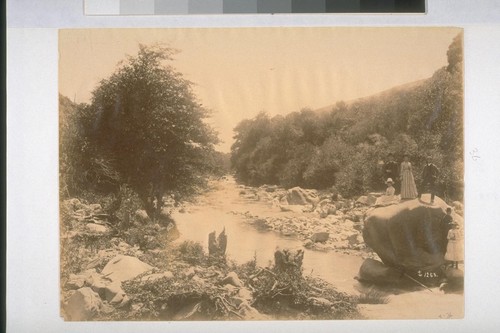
[[303, 239, 314, 249], [65, 274, 86, 290], [286, 187, 319, 206], [101, 255, 153, 283], [346, 233, 360, 247], [191, 275, 205, 284], [104, 282, 125, 304], [356, 196, 368, 205], [220, 271, 243, 287], [238, 287, 253, 302], [84, 269, 107, 288], [452, 201, 463, 215], [134, 209, 150, 223], [173, 301, 203, 321], [363, 196, 462, 273], [357, 258, 404, 285], [279, 196, 289, 205], [141, 271, 174, 282], [100, 303, 115, 315], [308, 297, 333, 307], [279, 205, 304, 213], [440, 267, 464, 293], [85, 223, 109, 234], [318, 203, 337, 218], [238, 301, 269, 320], [366, 195, 378, 206], [116, 241, 132, 251], [221, 284, 238, 293], [182, 266, 195, 278], [444, 266, 464, 280], [256, 190, 271, 201], [310, 231, 329, 243], [253, 218, 270, 230], [66, 198, 83, 210], [265, 185, 278, 192], [89, 203, 103, 213], [117, 295, 131, 309], [64, 287, 102, 321]]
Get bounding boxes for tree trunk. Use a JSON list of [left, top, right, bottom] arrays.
[[208, 229, 227, 257], [138, 191, 156, 222], [274, 249, 304, 275]]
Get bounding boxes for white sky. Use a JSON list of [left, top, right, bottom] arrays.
[[59, 27, 461, 152]]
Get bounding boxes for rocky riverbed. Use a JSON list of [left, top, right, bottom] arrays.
[[59, 188, 361, 321], [60, 177, 464, 321], [224, 182, 381, 259]]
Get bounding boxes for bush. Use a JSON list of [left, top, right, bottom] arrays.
[[249, 249, 360, 319], [177, 241, 206, 265]]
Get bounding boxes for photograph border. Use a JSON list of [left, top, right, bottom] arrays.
[[6, 0, 500, 332]]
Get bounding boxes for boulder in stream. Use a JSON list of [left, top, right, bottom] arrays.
[[363, 195, 463, 275], [286, 187, 319, 206]]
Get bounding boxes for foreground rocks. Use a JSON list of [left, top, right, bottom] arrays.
[[101, 255, 154, 283]]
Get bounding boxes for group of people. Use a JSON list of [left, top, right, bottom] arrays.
[[382, 153, 463, 269], [383, 153, 439, 203]]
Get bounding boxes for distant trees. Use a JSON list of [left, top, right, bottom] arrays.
[[60, 45, 220, 221], [231, 33, 464, 201]]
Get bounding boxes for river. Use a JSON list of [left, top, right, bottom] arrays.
[[172, 177, 464, 319], [172, 177, 362, 294]]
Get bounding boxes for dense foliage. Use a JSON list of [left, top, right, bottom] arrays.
[[60, 45, 220, 220], [231, 33, 463, 200]]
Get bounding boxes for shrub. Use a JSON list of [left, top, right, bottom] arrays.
[[177, 241, 206, 265]]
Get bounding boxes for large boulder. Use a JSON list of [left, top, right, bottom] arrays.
[[357, 258, 404, 285], [286, 187, 319, 206], [101, 255, 153, 283], [363, 195, 462, 273]]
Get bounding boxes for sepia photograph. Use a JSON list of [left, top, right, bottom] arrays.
[[58, 27, 464, 321]]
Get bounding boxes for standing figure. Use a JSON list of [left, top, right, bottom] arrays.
[[399, 154, 418, 200], [383, 153, 400, 194], [440, 207, 454, 252], [419, 156, 439, 204], [445, 222, 464, 269]]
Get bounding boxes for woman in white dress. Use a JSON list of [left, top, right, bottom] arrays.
[[375, 178, 399, 206], [445, 222, 464, 269], [399, 154, 418, 200]]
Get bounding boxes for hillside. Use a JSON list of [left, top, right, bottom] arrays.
[[230, 33, 463, 200], [314, 78, 428, 114]]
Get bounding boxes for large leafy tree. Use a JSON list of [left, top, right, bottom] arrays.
[[89, 45, 218, 220]]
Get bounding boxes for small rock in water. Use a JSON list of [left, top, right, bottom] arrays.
[[310, 231, 329, 243]]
